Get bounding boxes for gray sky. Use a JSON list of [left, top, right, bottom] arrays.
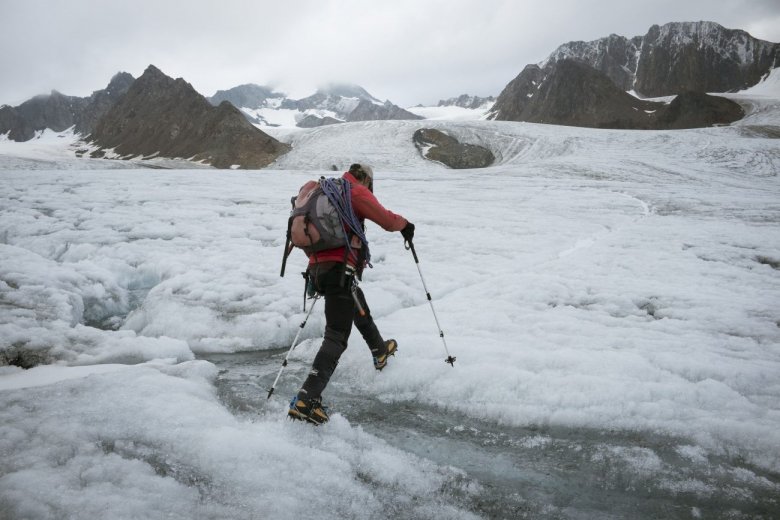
[[1, 0, 779, 107]]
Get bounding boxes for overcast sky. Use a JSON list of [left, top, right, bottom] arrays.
[[1, 0, 779, 107]]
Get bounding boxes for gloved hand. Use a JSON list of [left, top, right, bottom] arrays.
[[401, 222, 415, 242]]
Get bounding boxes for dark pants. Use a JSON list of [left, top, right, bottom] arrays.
[[298, 266, 385, 400]]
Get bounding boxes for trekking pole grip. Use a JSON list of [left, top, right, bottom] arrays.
[[404, 239, 419, 264]]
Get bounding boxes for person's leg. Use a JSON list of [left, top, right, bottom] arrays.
[[352, 286, 397, 370], [298, 268, 354, 400], [353, 286, 385, 356]]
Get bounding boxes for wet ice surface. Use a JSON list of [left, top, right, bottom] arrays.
[[203, 349, 780, 520]]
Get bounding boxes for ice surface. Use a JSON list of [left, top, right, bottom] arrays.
[[0, 360, 478, 519], [1, 83, 779, 518]]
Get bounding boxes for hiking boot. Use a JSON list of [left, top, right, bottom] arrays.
[[288, 395, 329, 425], [373, 339, 398, 371]]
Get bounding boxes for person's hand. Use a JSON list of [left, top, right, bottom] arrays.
[[401, 222, 415, 242]]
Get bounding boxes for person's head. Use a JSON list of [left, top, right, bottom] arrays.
[[349, 163, 374, 192]]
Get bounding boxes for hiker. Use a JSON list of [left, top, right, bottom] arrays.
[[288, 163, 415, 424]]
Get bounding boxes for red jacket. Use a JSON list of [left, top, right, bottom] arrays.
[[308, 172, 408, 267]]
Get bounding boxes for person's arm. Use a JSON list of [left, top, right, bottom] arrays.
[[352, 188, 408, 232]]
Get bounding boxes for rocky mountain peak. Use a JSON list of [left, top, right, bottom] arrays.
[[437, 94, 495, 109], [489, 58, 744, 129], [0, 89, 85, 141], [292, 83, 381, 113], [648, 20, 731, 44], [209, 84, 286, 110], [541, 20, 779, 97], [316, 83, 378, 102], [542, 33, 642, 91], [211, 81, 422, 128], [135, 65, 182, 91], [74, 72, 135, 136], [636, 21, 780, 96], [104, 72, 135, 95], [90, 65, 289, 168]]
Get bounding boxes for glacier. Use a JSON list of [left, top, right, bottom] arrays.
[[0, 73, 779, 519]]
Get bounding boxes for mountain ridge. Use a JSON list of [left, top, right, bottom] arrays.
[[542, 21, 779, 96], [488, 21, 771, 128], [90, 65, 289, 169], [437, 94, 496, 109], [489, 59, 745, 129], [0, 73, 135, 142], [207, 82, 422, 127]]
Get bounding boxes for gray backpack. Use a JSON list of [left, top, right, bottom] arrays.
[[289, 177, 348, 254], [280, 177, 369, 277]]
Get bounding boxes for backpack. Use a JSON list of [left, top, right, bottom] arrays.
[[280, 177, 370, 277], [290, 178, 348, 255]]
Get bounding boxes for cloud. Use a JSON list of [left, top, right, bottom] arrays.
[[1, 0, 778, 107]]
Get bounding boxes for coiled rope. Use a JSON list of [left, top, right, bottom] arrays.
[[320, 178, 372, 267]]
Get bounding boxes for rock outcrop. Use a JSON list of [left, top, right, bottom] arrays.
[[654, 91, 746, 129], [346, 99, 422, 122], [297, 114, 342, 128], [90, 65, 290, 168], [413, 128, 494, 169]]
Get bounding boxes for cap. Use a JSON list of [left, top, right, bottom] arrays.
[[349, 163, 374, 192]]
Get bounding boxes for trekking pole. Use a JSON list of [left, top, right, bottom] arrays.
[[267, 295, 320, 399], [404, 239, 456, 367]]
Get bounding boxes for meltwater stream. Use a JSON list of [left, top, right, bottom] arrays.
[[200, 350, 780, 520]]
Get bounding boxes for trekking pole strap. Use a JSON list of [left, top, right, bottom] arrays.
[[404, 239, 420, 264], [280, 242, 292, 278], [280, 217, 294, 277]]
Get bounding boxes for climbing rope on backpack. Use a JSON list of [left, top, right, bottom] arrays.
[[320, 178, 372, 268]]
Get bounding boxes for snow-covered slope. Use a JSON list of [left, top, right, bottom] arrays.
[[1, 81, 779, 518], [741, 66, 780, 97], [725, 66, 780, 127]]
